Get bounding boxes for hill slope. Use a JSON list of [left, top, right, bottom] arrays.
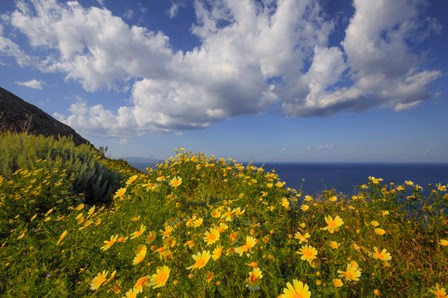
[[0, 86, 90, 146]]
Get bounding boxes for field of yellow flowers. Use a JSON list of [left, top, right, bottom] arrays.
[[1, 149, 448, 297]]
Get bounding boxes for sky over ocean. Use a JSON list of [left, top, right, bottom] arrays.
[[1, 0, 447, 163]]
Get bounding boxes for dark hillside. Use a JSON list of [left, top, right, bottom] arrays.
[[0, 86, 90, 146]]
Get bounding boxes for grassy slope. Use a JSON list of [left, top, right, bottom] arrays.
[[1, 147, 448, 297]]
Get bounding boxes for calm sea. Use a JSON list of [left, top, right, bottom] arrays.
[[130, 162, 448, 195]]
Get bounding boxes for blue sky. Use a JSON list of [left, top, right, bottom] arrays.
[[1, 0, 447, 162]]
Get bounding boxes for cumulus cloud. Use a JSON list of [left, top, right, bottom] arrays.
[[16, 79, 44, 89], [0, 0, 442, 137]]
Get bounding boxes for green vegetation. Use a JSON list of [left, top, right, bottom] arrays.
[[0, 132, 123, 205], [1, 135, 448, 297]]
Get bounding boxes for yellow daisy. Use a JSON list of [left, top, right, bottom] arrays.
[[322, 215, 344, 233], [203, 228, 220, 246], [333, 278, 344, 288], [90, 270, 108, 291], [298, 245, 318, 263], [114, 187, 126, 200], [212, 245, 223, 261], [187, 250, 211, 270], [169, 176, 182, 188], [279, 279, 311, 298], [101, 234, 119, 251], [440, 239, 448, 247], [371, 247, 392, 261], [374, 228, 386, 236], [57, 230, 68, 246], [430, 283, 447, 298], [131, 225, 146, 239], [247, 267, 263, 291], [235, 236, 257, 256], [149, 265, 170, 289], [338, 261, 362, 281], [133, 245, 147, 265], [134, 275, 149, 293], [294, 231, 310, 243]]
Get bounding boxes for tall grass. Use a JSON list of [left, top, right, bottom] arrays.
[[1, 146, 447, 297]]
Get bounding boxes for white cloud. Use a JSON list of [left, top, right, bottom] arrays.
[[167, 1, 184, 19], [122, 9, 133, 20], [16, 79, 44, 89], [1, 0, 442, 137], [317, 144, 336, 150], [118, 138, 128, 145]]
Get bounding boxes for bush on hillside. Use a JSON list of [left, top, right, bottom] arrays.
[[0, 132, 121, 204]]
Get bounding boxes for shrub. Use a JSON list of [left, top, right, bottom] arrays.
[[0, 132, 121, 204]]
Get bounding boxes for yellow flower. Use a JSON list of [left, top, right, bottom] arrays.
[[147, 231, 156, 243], [323, 215, 344, 233], [87, 206, 95, 217], [193, 217, 203, 228], [294, 232, 310, 243], [217, 222, 228, 233], [276, 181, 285, 188], [300, 204, 309, 211], [169, 176, 182, 188], [430, 283, 447, 298], [57, 230, 68, 246], [299, 245, 318, 263], [212, 245, 223, 261], [203, 228, 220, 246], [149, 266, 170, 289], [90, 270, 108, 291], [134, 276, 149, 293], [279, 279, 311, 298], [160, 225, 173, 238], [187, 250, 211, 270], [370, 220, 380, 227], [330, 241, 339, 249], [206, 271, 215, 283], [101, 234, 119, 251], [114, 188, 126, 199], [126, 175, 138, 185], [211, 208, 221, 218], [133, 245, 147, 265], [123, 287, 137, 298], [436, 183, 447, 192], [374, 228, 386, 236], [222, 208, 234, 221], [17, 229, 26, 240], [304, 195, 313, 202], [247, 268, 263, 290], [329, 195, 338, 202], [333, 278, 344, 288], [235, 236, 257, 256], [247, 261, 258, 268], [338, 261, 362, 281], [281, 198, 290, 209], [371, 247, 392, 261], [75, 203, 85, 210], [131, 225, 146, 239], [440, 239, 448, 247]]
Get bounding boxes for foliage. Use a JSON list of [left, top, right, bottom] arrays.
[[0, 132, 121, 204], [1, 149, 448, 297]]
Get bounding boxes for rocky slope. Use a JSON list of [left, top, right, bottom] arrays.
[[0, 86, 91, 146]]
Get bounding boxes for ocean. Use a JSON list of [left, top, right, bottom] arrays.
[[130, 162, 448, 195]]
